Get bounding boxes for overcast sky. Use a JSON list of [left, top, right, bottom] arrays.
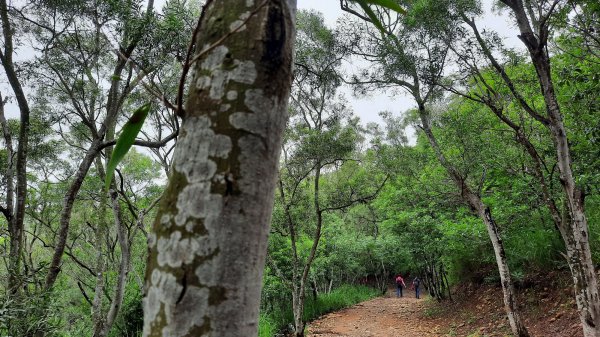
[[299, 0, 521, 127], [3, 1, 523, 136]]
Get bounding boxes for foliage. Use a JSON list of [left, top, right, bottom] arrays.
[[258, 284, 380, 337], [1, 0, 600, 335], [105, 103, 151, 190]]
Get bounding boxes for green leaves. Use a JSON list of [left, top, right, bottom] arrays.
[[104, 103, 151, 191], [360, 0, 406, 14], [353, 0, 407, 33]]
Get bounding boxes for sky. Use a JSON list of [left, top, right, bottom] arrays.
[[2, 0, 523, 138], [298, 0, 413, 127], [296, 0, 522, 132]]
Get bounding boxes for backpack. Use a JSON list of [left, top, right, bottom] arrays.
[[413, 278, 420, 287], [395, 276, 403, 286]]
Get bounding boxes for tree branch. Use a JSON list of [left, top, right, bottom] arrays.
[[99, 130, 178, 151]]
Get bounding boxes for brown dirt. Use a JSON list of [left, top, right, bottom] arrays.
[[307, 289, 439, 337], [307, 271, 584, 337]]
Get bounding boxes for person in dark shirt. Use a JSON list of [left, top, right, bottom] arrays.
[[412, 277, 421, 299]]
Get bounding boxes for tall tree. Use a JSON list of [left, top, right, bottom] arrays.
[[142, 0, 297, 335], [339, 3, 530, 335], [434, 1, 600, 333], [0, 0, 185, 334], [488, 2, 600, 333], [0, 0, 31, 301], [268, 11, 384, 336]]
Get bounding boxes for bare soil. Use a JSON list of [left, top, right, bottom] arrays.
[[307, 271, 583, 336], [307, 289, 439, 337]]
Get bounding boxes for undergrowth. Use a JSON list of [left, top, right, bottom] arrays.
[[259, 284, 380, 337]]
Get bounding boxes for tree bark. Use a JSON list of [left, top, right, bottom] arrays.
[[469, 196, 529, 337], [102, 189, 131, 336], [482, 2, 600, 334], [45, 139, 103, 289], [292, 166, 324, 336], [514, 5, 600, 334], [0, 0, 31, 299], [91, 159, 109, 337], [418, 105, 530, 337], [142, 0, 296, 335], [0, 93, 14, 226]]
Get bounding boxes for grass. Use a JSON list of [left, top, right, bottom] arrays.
[[259, 284, 380, 337]]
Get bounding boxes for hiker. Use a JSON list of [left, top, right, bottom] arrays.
[[412, 276, 421, 299], [395, 274, 406, 297]]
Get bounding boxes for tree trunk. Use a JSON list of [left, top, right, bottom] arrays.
[[418, 105, 530, 336], [45, 49, 132, 290], [142, 0, 296, 335], [469, 196, 530, 337], [292, 282, 306, 337], [102, 189, 131, 336], [91, 161, 108, 337], [45, 140, 103, 289], [531, 33, 600, 337], [1, 0, 31, 300], [493, 2, 600, 334], [1, 2, 33, 335]]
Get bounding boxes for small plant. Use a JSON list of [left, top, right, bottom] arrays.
[[466, 331, 482, 337]]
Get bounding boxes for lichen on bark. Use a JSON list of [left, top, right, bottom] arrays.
[[143, 0, 296, 336]]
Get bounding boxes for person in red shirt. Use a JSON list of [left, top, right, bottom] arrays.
[[395, 274, 406, 297]]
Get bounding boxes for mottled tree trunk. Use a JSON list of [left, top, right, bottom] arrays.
[[1, 2, 32, 335], [469, 196, 530, 337], [526, 30, 600, 337], [418, 106, 530, 337], [142, 0, 296, 335], [492, 2, 600, 334], [1, 0, 31, 299]]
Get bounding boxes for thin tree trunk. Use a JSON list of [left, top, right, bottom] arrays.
[[45, 139, 103, 289], [311, 278, 318, 301], [0, 93, 14, 230], [292, 283, 306, 337], [0, 0, 31, 299], [45, 55, 130, 290], [91, 158, 108, 337], [471, 197, 529, 336], [418, 105, 530, 337], [142, 0, 296, 335], [489, 100, 599, 337], [467, 2, 600, 333], [0, 3, 32, 335], [442, 264, 452, 301], [102, 189, 131, 336], [293, 165, 324, 336], [524, 25, 600, 337]]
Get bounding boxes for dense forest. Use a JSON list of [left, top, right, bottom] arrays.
[[1, 0, 599, 336]]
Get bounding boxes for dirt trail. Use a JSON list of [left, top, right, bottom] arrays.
[[307, 289, 442, 337]]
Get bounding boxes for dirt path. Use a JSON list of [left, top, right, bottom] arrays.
[[307, 289, 443, 337]]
